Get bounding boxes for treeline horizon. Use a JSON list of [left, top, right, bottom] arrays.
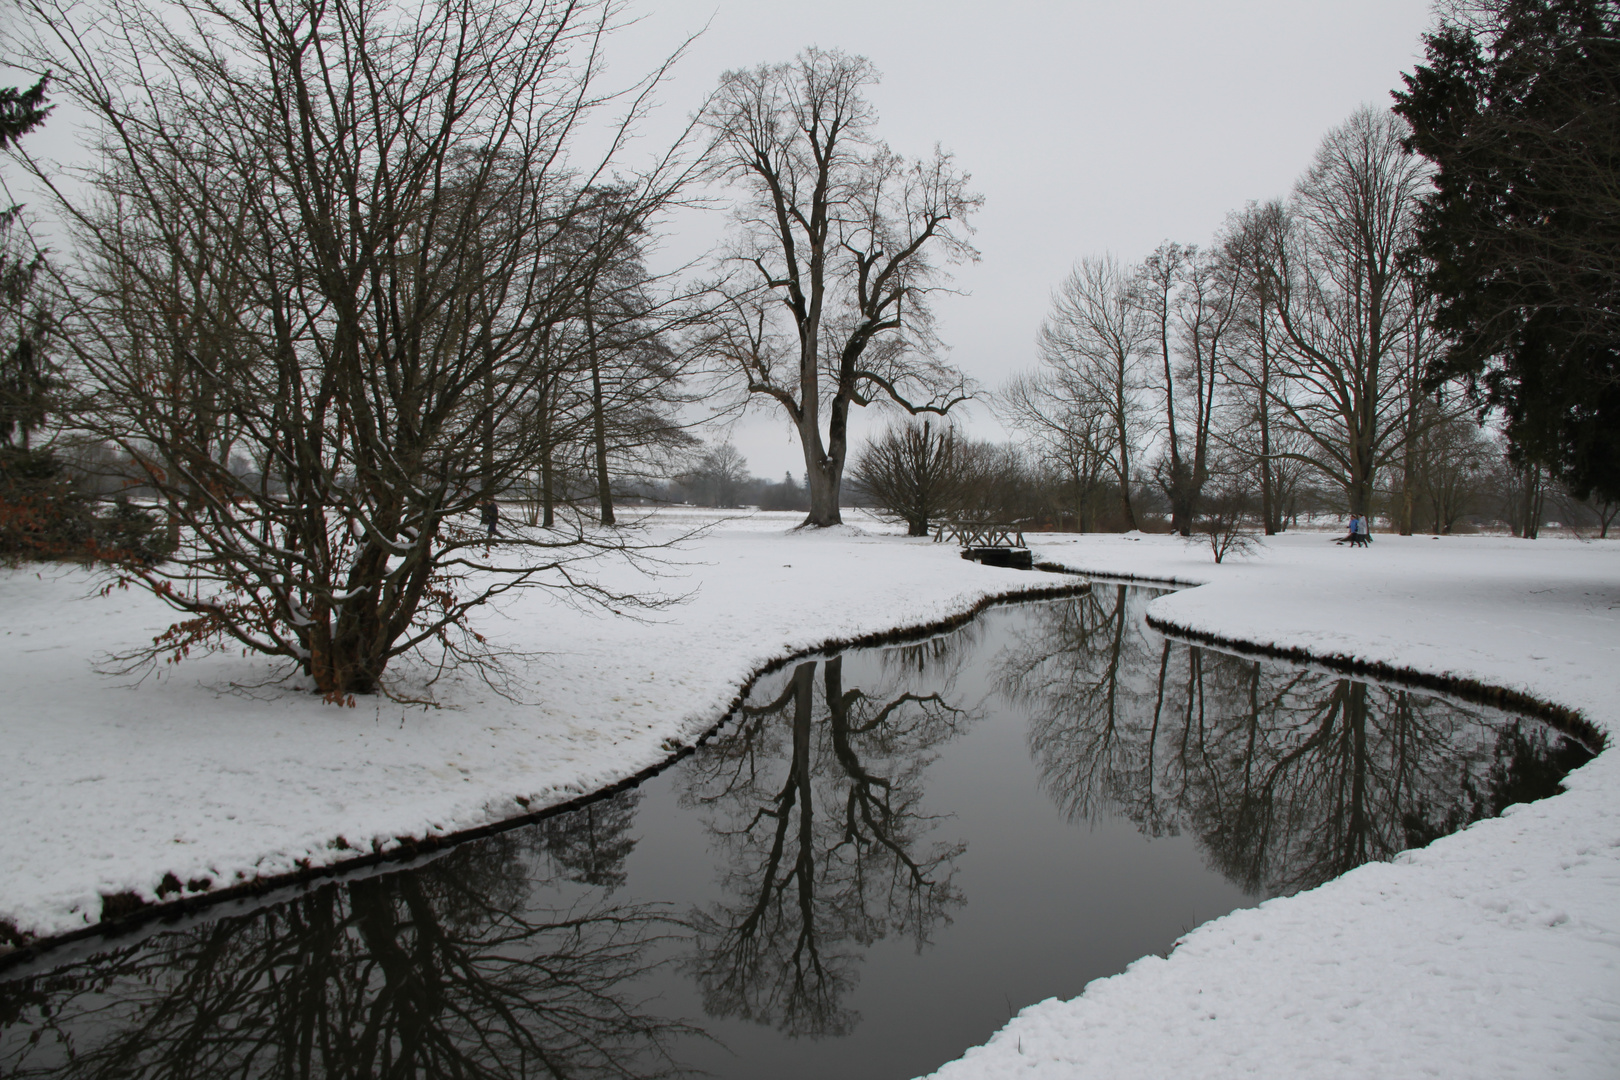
[[0, 0, 1612, 696]]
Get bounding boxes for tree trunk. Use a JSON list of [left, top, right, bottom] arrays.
[[800, 391, 845, 525], [1519, 464, 1543, 539], [538, 384, 555, 529], [804, 452, 843, 526], [586, 307, 615, 526], [1169, 462, 1194, 536]]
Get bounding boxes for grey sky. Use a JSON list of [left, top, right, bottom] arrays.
[[605, 0, 1436, 480], [4, 0, 1438, 483]]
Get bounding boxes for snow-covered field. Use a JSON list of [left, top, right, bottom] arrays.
[[3, 516, 1617, 1077], [931, 530, 1620, 1080], [0, 509, 1069, 945]]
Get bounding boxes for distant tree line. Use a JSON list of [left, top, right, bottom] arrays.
[[876, 0, 1614, 545], [0, 0, 1612, 704]]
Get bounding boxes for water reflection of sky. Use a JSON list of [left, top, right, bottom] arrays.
[[2, 587, 1592, 1080]]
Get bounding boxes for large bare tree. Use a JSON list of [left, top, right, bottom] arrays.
[[1263, 107, 1433, 523], [1028, 255, 1148, 530], [11, 0, 697, 698], [700, 48, 980, 527]]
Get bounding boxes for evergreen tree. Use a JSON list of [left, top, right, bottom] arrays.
[[0, 75, 51, 450], [1394, 0, 1620, 500]]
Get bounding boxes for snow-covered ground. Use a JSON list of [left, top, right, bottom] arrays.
[[0, 509, 1071, 945], [930, 530, 1620, 1080], [3, 518, 1617, 1077]]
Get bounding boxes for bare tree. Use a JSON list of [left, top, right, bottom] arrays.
[[1263, 107, 1433, 526], [1033, 256, 1148, 529], [1188, 476, 1261, 564], [1217, 202, 1291, 534], [1168, 244, 1241, 532], [683, 441, 751, 508], [1132, 242, 1191, 532], [849, 417, 980, 536], [1495, 458, 1548, 538], [699, 48, 980, 527], [1411, 415, 1494, 534], [552, 185, 703, 527], [13, 0, 698, 698], [997, 369, 1113, 532]]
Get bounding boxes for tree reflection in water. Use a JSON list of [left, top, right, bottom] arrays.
[[0, 814, 700, 1080], [1000, 586, 1596, 897], [3, 592, 1595, 1079], [679, 633, 976, 1038]]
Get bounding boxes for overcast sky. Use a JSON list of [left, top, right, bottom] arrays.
[[5, 0, 1440, 482], [599, 0, 1438, 480]]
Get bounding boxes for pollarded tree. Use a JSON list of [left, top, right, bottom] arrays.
[[12, 0, 696, 698], [849, 417, 980, 536], [700, 48, 980, 527]]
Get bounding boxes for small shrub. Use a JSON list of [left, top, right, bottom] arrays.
[[0, 446, 95, 561], [96, 495, 172, 566], [1188, 488, 1262, 563], [1, 448, 171, 566]]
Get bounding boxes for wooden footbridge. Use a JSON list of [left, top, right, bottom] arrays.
[[932, 520, 1033, 568]]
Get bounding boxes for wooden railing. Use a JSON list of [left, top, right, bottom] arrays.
[[932, 521, 1026, 548]]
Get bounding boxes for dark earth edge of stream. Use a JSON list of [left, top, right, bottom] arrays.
[[0, 577, 1093, 968], [0, 563, 1602, 975]]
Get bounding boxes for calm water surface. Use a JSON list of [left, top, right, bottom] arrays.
[[0, 586, 1595, 1079]]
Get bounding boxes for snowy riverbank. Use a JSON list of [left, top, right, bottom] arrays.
[[3, 520, 1617, 1077], [0, 510, 1073, 946], [930, 530, 1620, 1080]]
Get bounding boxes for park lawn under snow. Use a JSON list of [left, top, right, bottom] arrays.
[[2, 516, 1617, 1077], [927, 529, 1620, 1080], [0, 509, 1063, 944]]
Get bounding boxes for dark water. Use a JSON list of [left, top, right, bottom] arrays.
[[0, 586, 1595, 1080]]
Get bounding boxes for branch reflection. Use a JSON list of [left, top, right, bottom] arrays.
[[680, 643, 974, 1037], [1001, 588, 1595, 897], [1, 813, 699, 1080]]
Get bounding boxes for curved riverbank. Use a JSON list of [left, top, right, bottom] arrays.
[[0, 513, 1085, 957], [929, 531, 1620, 1080]]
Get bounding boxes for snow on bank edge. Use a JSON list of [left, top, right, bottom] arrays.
[[0, 521, 1084, 950], [926, 532, 1620, 1080]]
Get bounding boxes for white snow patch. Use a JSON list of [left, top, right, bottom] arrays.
[[922, 530, 1620, 1080], [4, 522, 1617, 1077]]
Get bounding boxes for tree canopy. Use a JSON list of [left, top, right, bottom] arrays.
[[1394, 0, 1620, 500]]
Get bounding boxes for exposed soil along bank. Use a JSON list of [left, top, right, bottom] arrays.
[[1143, 612, 1604, 753], [1040, 556, 1604, 754], [1033, 559, 1207, 587], [0, 577, 1091, 970]]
